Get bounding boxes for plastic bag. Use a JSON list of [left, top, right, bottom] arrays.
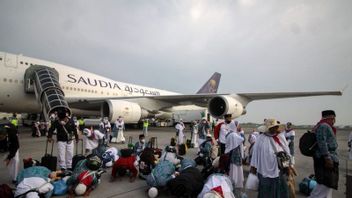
[[245, 173, 259, 191], [52, 179, 68, 196]]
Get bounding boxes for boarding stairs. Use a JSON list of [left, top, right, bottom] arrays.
[[24, 65, 71, 121]]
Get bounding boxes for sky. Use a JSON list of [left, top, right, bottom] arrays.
[[0, 0, 351, 125]]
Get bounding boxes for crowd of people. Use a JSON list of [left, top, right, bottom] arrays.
[[0, 109, 345, 198]]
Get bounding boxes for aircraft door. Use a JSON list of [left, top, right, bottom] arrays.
[[4, 53, 18, 68]]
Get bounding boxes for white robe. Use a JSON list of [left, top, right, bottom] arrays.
[[15, 177, 54, 198], [225, 132, 244, 188], [250, 133, 290, 178], [114, 120, 125, 143], [197, 174, 235, 198], [83, 130, 104, 151], [192, 125, 199, 148], [176, 123, 185, 145], [8, 150, 19, 181]]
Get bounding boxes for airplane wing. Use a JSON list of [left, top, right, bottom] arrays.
[[67, 90, 342, 111]]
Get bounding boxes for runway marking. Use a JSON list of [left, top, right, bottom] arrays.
[[105, 185, 148, 198]]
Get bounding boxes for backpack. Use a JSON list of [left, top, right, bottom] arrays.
[[213, 122, 224, 140], [299, 130, 317, 157]]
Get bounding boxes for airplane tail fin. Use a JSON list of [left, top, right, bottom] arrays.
[[196, 72, 221, 94]]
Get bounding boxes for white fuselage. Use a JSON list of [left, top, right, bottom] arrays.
[[0, 52, 178, 114]]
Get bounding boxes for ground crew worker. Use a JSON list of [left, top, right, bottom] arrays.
[[78, 117, 85, 131], [143, 119, 149, 137], [11, 113, 18, 129]]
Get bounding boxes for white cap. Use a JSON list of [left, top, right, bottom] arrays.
[[105, 161, 113, 167], [75, 183, 87, 195], [148, 187, 158, 198]]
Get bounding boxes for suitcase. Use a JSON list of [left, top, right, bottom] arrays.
[[178, 144, 187, 156], [41, 141, 57, 171], [186, 139, 192, 148], [127, 136, 134, 149], [72, 140, 85, 170], [148, 137, 162, 158]]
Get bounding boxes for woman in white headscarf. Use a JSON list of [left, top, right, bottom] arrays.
[[175, 120, 185, 145], [225, 121, 244, 191]]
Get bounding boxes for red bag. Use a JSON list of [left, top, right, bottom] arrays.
[[214, 122, 224, 140]]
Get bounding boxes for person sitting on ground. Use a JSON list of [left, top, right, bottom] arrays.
[[111, 149, 138, 182], [139, 147, 157, 180], [134, 134, 146, 156], [197, 173, 235, 198], [160, 138, 181, 166], [167, 159, 204, 197]]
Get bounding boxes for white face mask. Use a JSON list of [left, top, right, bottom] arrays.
[[60, 120, 66, 125], [141, 139, 145, 143]]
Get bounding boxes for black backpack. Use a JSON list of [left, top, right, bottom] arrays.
[[299, 130, 317, 157]]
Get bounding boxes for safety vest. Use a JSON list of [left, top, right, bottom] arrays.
[[143, 121, 149, 128], [11, 118, 18, 127], [78, 119, 85, 126]]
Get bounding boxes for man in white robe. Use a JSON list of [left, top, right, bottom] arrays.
[[250, 118, 290, 198], [82, 128, 104, 154]]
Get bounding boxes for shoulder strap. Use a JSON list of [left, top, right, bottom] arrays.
[[269, 137, 278, 154]]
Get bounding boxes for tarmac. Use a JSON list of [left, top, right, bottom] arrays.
[[0, 126, 350, 198]]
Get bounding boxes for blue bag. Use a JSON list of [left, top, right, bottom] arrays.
[[299, 176, 317, 195], [52, 179, 68, 196]]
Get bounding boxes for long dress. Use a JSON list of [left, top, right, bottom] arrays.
[[175, 123, 185, 145], [191, 124, 199, 148], [116, 120, 125, 143]]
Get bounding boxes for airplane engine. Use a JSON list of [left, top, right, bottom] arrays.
[[102, 100, 148, 123], [208, 96, 244, 118]]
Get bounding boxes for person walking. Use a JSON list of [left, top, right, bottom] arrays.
[[47, 111, 79, 171], [309, 110, 339, 198]]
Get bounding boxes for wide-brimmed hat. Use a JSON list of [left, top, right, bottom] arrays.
[[258, 118, 283, 132]]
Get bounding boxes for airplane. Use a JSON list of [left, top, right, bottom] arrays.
[[0, 51, 342, 123]]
